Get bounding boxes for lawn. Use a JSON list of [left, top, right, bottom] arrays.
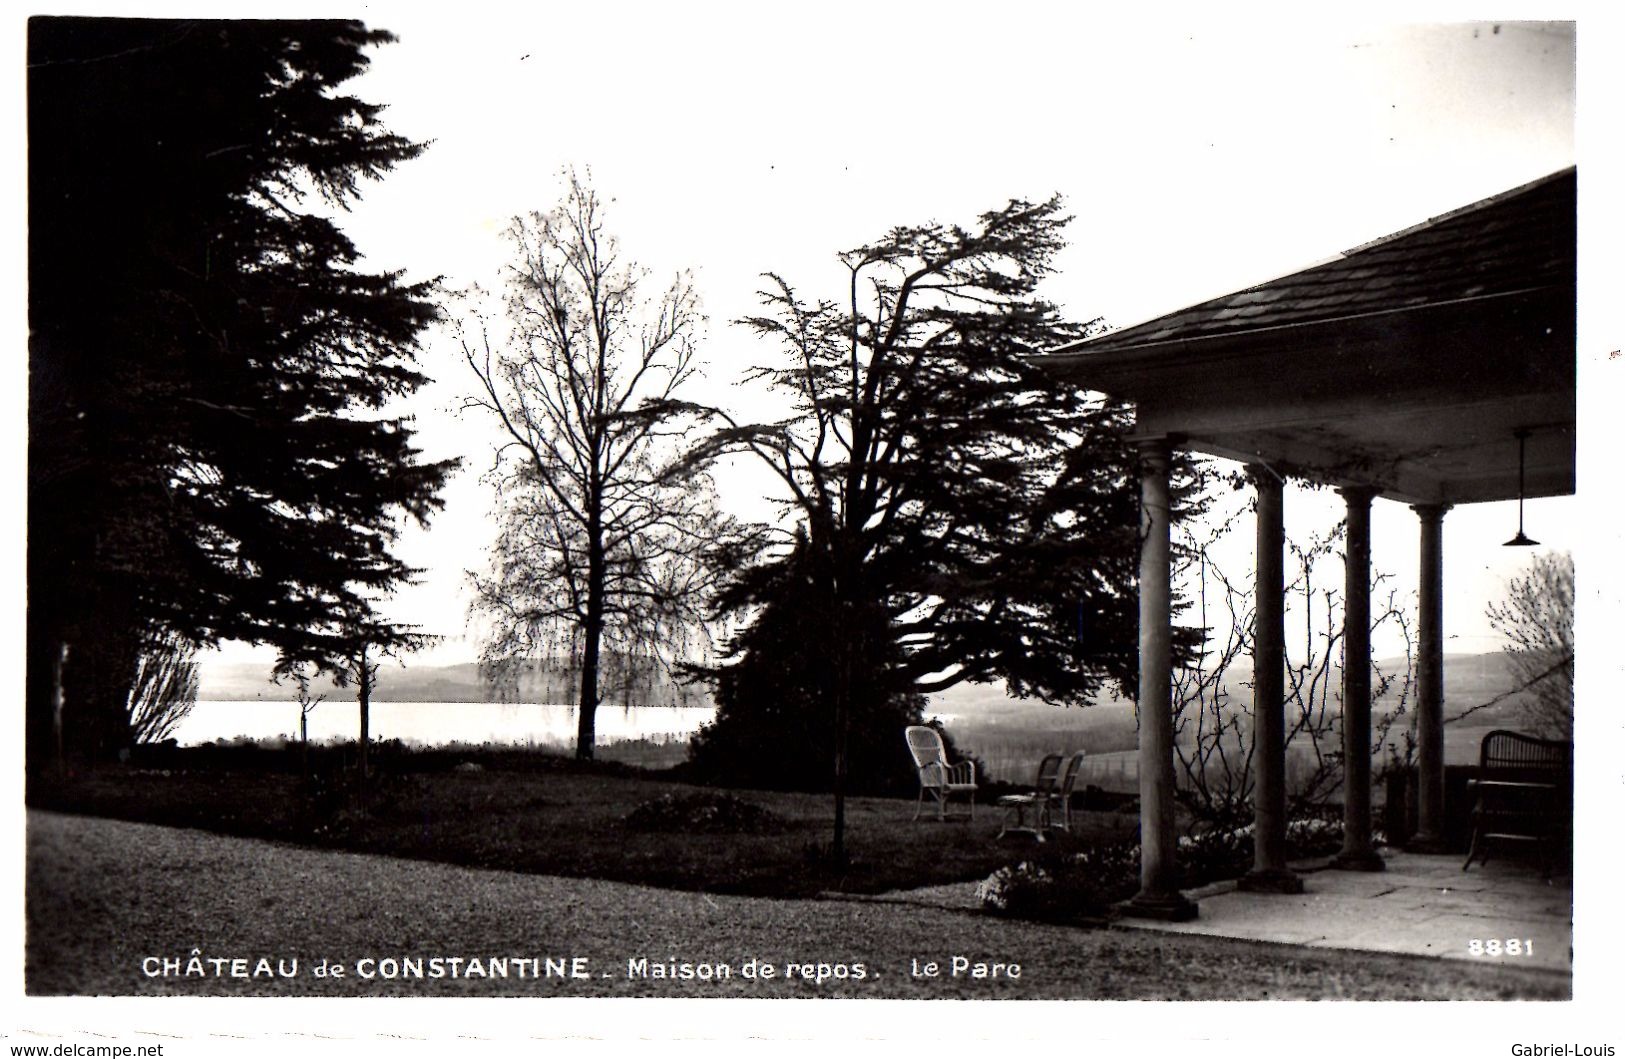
[[26, 744, 1139, 899], [25, 810, 1569, 1000], [26, 747, 1573, 1001]]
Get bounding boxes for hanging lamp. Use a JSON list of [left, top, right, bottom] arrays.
[[1503, 428, 1539, 547]]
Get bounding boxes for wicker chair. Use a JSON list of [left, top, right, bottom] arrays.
[[905, 725, 977, 821], [1044, 752, 1088, 833], [996, 753, 1063, 838]]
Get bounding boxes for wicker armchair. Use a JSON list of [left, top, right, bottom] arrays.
[[904, 725, 977, 821]]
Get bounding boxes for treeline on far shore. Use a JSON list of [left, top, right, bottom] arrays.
[[198, 658, 712, 709]]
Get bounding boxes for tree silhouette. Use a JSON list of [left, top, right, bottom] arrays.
[[279, 662, 328, 780], [27, 18, 455, 773], [126, 627, 202, 747], [687, 536, 929, 796], [686, 196, 1206, 859]]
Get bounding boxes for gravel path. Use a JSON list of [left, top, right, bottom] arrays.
[[25, 810, 1567, 999]]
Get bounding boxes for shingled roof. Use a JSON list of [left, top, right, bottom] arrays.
[[1040, 169, 1576, 505], [1051, 167, 1575, 356]]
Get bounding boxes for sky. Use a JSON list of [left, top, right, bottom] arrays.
[[186, 11, 1590, 671]]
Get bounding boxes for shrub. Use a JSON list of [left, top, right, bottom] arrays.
[[622, 791, 785, 835], [977, 843, 1139, 925], [1285, 812, 1346, 855], [979, 813, 1354, 924], [1175, 826, 1253, 885], [300, 759, 417, 836]]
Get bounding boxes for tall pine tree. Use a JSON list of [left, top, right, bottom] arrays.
[[27, 19, 455, 771]]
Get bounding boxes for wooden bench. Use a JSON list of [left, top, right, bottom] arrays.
[[1462, 729, 1571, 877]]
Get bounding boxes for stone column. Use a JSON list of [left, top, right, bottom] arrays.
[[1408, 503, 1450, 852], [1124, 437, 1198, 921], [1240, 465, 1303, 893], [1333, 485, 1384, 871]]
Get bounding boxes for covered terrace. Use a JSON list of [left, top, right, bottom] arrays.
[[1041, 167, 1576, 919]]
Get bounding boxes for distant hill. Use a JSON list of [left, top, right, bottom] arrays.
[[197, 658, 710, 708], [930, 650, 1527, 720], [929, 649, 1543, 783], [201, 648, 1530, 726]]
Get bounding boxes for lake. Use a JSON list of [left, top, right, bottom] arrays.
[[173, 700, 717, 752], [171, 699, 1487, 789]]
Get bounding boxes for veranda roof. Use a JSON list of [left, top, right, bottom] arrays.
[[1042, 168, 1576, 505]]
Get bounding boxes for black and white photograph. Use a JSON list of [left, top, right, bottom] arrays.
[[12, 2, 1620, 1052]]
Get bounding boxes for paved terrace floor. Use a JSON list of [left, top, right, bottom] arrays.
[[883, 849, 1572, 974], [1121, 851, 1572, 973]]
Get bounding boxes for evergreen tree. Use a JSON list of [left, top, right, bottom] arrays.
[[687, 537, 928, 796], [27, 18, 455, 771], [687, 197, 1206, 857]]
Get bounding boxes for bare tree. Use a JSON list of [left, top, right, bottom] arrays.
[[460, 171, 730, 759], [279, 662, 327, 779], [1486, 550, 1574, 739], [126, 626, 200, 745], [1171, 504, 1417, 831], [277, 622, 424, 808]]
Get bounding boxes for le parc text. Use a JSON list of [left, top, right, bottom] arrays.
[[911, 956, 1022, 979]]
